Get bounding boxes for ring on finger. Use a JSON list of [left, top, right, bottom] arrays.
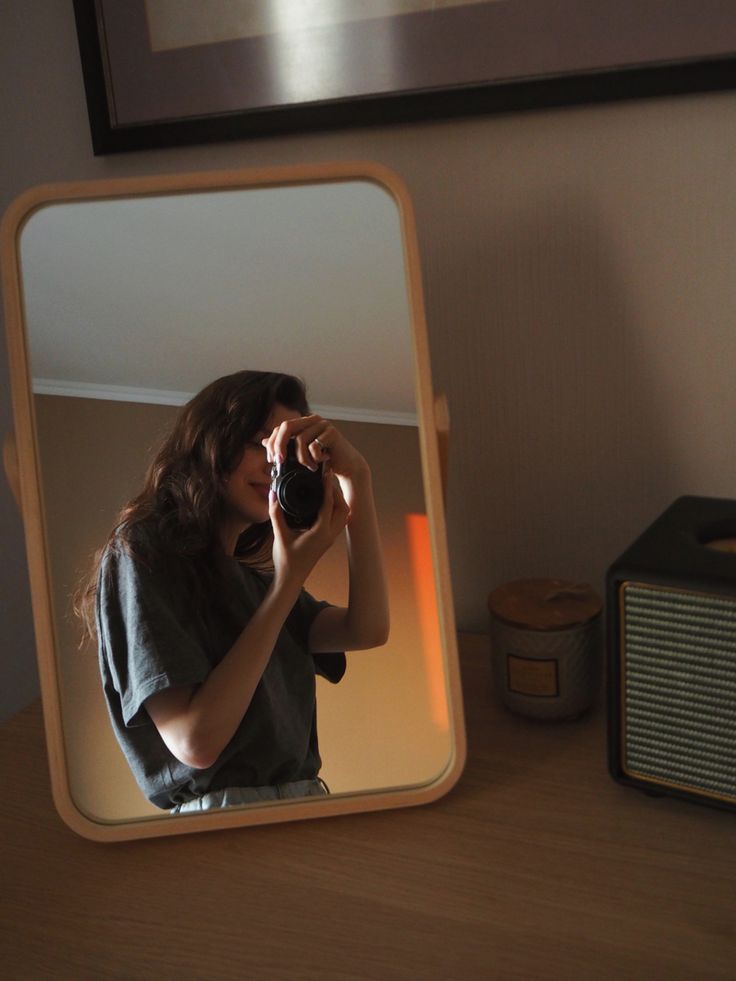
[[313, 437, 328, 452]]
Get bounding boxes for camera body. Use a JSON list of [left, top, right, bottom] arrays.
[[270, 440, 324, 528]]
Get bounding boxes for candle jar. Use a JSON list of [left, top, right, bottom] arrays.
[[488, 579, 603, 721]]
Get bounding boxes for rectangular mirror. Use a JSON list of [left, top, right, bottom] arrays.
[[1, 162, 465, 840]]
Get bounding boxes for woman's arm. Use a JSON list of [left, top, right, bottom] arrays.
[[264, 415, 390, 654], [308, 465, 390, 652], [144, 574, 302, 770]]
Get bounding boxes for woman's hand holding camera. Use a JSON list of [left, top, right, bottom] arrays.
[[261, 414, 368, 484], [263, 415, 388, 652], [268, 466, 349, 588]]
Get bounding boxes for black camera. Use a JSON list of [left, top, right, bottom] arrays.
[[270, 439, 324, 528]]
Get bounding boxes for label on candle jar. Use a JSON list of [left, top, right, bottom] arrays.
[[506, 654, 559, 697]]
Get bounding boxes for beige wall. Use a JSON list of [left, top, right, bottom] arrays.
[[3, 2, 736, 719], [35, 396, 448, 817]]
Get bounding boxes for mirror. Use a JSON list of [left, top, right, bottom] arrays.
[[1, 162, 465, 840]]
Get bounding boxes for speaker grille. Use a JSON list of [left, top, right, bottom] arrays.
[[622, 583, 736, 803]]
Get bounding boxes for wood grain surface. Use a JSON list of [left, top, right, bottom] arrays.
[[1, 632, 735, 980]]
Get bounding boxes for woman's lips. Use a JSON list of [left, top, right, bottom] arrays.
[[252, 483, 271, 501]]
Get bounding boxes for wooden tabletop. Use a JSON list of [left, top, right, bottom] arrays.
[[1, 633, 735, 980]]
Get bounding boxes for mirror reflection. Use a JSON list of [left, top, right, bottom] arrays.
[[19, 178, 453, 823]]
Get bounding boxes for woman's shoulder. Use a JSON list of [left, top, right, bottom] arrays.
[[106, 516, 155, 553], [102, 518, 173, 575], [99, 519, 196, 607]]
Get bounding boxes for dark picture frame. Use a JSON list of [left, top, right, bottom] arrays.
[[73, 0, 736, 155]]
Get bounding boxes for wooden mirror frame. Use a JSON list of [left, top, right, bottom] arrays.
[[1, 161, 466, 841]]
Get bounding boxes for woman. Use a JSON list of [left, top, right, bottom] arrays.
[[76, 370, 389, 812]]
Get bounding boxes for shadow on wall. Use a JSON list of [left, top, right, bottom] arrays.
[[439, 188, 698, 630]]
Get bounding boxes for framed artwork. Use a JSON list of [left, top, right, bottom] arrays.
[[73, 0, 736, 154]]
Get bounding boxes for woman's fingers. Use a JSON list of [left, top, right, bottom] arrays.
[[261, 414, 364, 490], [268, 488, 289, 537], [306, 434, 330, 469], [292, 423, 333, 471], [260, 416, 312, 464], [261, 415, 332, 471]]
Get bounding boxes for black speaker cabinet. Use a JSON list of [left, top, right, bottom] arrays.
[[607, 496, 736, 812]]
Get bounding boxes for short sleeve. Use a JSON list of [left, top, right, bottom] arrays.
[[287, 588, 346, 685], [96, 544, 211, 727]]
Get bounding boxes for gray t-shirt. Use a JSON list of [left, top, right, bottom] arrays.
[[96, 527, 345, 810]]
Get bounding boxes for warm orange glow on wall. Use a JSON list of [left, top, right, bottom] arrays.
[[405, 513, 449, 731]]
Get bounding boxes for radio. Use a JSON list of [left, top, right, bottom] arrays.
[[607, 496, 736, 812]]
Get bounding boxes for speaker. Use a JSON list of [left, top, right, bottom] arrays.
[[607, 495, 736, 812]]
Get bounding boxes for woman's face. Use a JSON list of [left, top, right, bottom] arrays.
[[221, 402, 302, 531]]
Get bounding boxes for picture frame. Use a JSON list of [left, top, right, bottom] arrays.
[[73, 0, 736, 155]]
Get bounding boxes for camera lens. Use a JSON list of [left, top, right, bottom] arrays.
[[276, 469, 323, 527]]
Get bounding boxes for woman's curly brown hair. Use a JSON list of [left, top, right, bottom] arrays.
[[74, 369, 309, 640]]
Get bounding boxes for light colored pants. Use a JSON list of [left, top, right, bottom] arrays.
[[170, 778, 328, 813]]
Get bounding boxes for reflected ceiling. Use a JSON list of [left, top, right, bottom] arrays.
[[21, 182, 416, 424]]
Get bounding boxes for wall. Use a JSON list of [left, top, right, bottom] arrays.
[[3, 3, 736, 719]]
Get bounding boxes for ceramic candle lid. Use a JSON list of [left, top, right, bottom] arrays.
[[487, 579, 602, 631]]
